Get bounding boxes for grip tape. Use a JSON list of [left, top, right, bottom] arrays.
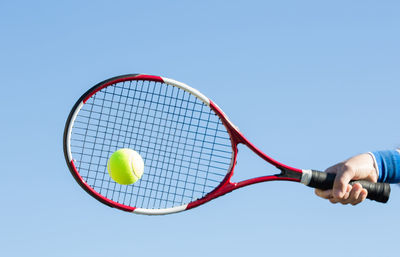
[[307, 170, 390, 203]]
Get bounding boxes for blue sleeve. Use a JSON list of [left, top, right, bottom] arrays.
[[371, 150, 400, 183]]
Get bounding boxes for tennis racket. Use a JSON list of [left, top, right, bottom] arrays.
[[63, 74, 390, 215]]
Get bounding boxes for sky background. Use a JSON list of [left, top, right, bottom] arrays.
[[1, 1, 400, 256]]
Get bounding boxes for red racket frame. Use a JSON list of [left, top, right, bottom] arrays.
[[65, 74, 304, 213]]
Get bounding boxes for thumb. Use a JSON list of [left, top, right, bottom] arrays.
[[333, 165, 354, 198]]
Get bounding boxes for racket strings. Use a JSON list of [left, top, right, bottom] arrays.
[[70, 80, 233, 209]]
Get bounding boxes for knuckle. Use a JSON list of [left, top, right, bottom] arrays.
[[329, 198, 338, 204]]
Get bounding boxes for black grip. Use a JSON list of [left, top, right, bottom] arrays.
[[308, 170, 390, 203]]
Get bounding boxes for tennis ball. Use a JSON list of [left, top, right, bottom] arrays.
[[107, 148, 144, 185]]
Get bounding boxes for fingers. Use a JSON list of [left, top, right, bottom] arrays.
[[315, 184, 350, 203], [314, 183, 368, 205], [315, 188, 332, 199], [342, 183, 368, 205], [330, 184, 351, 204]]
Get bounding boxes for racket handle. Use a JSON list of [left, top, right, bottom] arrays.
[[306, 170, 390, 203]]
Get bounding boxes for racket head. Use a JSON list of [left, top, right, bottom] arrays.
[[63, 74, 238, 215]]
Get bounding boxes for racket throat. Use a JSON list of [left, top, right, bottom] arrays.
[[277, 168, 302, 181]]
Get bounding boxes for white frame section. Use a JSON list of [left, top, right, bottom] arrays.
[[66, 101, 84, 161], [162, 77, 210, 106], [134, 204, 188, 215]]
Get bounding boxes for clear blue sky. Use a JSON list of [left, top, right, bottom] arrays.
[[1, 1, 399, 256]]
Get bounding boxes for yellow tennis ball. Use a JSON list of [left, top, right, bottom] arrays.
[[107, 148, 144, 185]]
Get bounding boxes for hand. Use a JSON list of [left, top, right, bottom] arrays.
[[315, 153, 378, 205]]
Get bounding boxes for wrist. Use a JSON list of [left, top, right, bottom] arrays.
[[367, 152, 379, 181]]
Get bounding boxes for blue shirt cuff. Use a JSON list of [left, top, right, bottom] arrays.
[[371, 150, 400, 183]]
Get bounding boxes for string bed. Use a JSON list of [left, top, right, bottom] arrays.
[[70, 80, 233, 209]]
